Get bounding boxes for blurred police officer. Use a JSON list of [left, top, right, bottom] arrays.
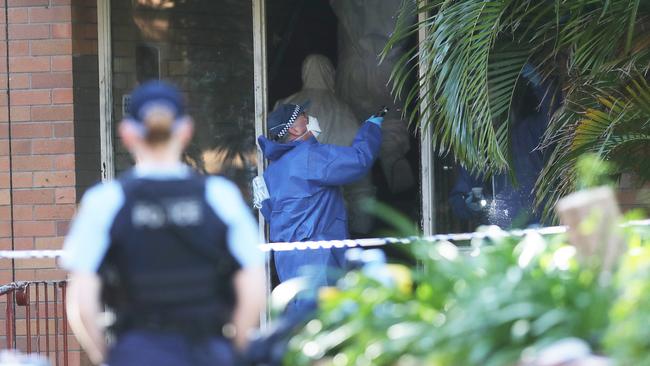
[[61, 81, 266, 366]]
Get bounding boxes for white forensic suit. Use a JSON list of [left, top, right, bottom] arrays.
[[330, 0, 415, 194]]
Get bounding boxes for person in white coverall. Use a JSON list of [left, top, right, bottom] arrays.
[[278, 54, 376, 236], [330, 0, 416, 194]]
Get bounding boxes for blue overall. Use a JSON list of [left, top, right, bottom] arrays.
[[259, 122, 381, 290], [449, 68, 559, 228]]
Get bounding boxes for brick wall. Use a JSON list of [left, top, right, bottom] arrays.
[[1, 0, 74, 283], [1, 0, 93, 364]]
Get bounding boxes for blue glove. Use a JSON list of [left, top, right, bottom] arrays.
[[366, 115, 384, 126], [465, 188, 487, 214]]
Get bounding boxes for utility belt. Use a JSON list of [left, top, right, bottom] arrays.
[[113, 311, 227, 339]]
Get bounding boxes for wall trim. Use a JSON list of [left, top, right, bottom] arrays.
[[97, 0, 114, 181]]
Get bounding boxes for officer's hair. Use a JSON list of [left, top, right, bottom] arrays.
[[142, 105, 174, 145]]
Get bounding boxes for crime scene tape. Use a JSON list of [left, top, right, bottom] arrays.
[[0, 220, 647, 259], [259, 219, 650, 252]]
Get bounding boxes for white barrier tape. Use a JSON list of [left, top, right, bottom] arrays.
[[0, 250, 63, 260], [259, 227, 565, 252], [0, 220, 647, 258], [259, 219, 650, 252]]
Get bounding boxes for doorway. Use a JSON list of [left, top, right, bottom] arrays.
[[265, 0, 422, 240]]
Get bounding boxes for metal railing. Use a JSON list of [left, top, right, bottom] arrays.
[[0, 281, 69, 366]]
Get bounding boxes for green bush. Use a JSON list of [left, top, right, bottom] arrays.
[[284, 223, 650, 366]]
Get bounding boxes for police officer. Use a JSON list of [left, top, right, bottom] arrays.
[[61, 81, 266, 366]]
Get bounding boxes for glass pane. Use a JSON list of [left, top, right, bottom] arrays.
[[110, 0, 256, 199]]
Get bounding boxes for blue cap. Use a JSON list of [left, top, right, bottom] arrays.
[[128, 80, 185, 124], [267, 102, 309, 140]]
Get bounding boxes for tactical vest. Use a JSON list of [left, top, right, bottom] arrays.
[[99, 171, 239, 338]]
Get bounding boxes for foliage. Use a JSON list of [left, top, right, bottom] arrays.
[[574, 153, 614, 191], [604, 224, 650, 365], [385, 0, 650, 218], [283, 224, 650, 365]]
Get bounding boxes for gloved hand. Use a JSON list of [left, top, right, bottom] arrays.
[[465, 187, 487, 213], [366, 115, 384, 126]]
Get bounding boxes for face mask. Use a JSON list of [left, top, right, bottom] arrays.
[[306, 115, 322, 138]]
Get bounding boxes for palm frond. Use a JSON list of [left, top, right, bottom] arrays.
[[386, 0, 649, 222], [536, 74, 650, 220]]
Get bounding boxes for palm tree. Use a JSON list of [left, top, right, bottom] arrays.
[[386, 0, 650, 220]]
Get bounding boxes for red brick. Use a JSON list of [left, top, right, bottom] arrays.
[[35, 204, 75, 220], [0, 155, 9, 172], [0, 122, 7, 137], [31, 138, 74, 154], [0, 189, 9, 205], [52, 88, 72, 104], [9, 106, 30, 121], [7, 0, 49, 7], [9, 89, 50, 105], [14, 257, 57, 268], [13, 221, 56, 237], [8, 73, 30, 89], [0, 221, 11, 237], [13, 155, 53, 172], [51, 23, 72, 38], [7, 7, 28, 23], [0, 270, 13, 286], [12, 269, 37, 280], [12, 205, 33, 221], [10, 122, 52, 138], [52, 0, 72, 5], [51, 56, 71, 71], [8, 24, 49, 40], [31, 105, 73, 121], [2, 40, 30, 56], [0, 206, 9, 219], [31, 39, 72, 56], [0, 173, 8, 188], [0, 141, 7, 155], [31, 72, 72, 88], [29, 7, 71, 23], [13, 188, 54, 204], [12, 155, 53, 171], [12, 172, 33, 187], [54, 154, 74, 170], [53, 121, 73, 137], [13, 237, 33, 250], [10, 139, 31, 155], [35, 236, 64, 249], [57, 219, 70, 235], [54, 187, 75, 204], [33, 171, 74, 187], [0, 156, 7, 172], [10, 57, 49, 74]]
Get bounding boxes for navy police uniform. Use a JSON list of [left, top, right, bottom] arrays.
[[61, 164, 263, 366]]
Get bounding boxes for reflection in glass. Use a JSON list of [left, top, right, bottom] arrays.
[[111, 0, 256, 200]]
